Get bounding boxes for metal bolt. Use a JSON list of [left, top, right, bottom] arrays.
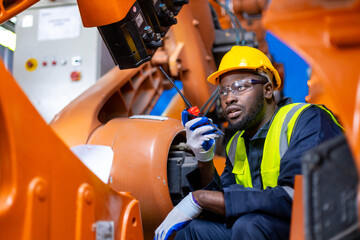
[[192, 19, 200, 27], [84, 187, 93, 204], [35, 182, 47, 201]]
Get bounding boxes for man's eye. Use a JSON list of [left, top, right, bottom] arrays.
[[219, 89, 228, 95], [233, 84, 246, 92]]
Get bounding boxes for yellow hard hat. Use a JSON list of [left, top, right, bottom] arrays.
[[207, 46, 281, 90]]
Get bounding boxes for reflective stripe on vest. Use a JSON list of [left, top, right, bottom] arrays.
[[226, 130, 253, 188], [225, 103, 335, 189], [261, 103, 311, 189]]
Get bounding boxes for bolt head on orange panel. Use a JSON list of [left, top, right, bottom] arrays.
[[83, 188, 93, 204], [35, 182, 47, 201]]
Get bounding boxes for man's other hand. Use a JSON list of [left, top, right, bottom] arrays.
[[154, 192, 202, 240]]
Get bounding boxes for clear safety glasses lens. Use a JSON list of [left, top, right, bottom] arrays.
[[218, 79, 268, 98]]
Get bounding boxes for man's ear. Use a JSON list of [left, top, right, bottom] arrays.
[[263, 82, 274, 100]]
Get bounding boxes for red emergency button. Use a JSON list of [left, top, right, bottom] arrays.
[[25, 58, 38, 71], [71, 71, 81, 81], [52, 61, 57, 66], [42, 61, 47, 66], [26, 61, 34, 68]]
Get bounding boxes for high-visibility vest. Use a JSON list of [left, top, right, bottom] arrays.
[[226, 103, 343, 189]]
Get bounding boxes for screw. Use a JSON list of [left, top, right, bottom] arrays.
[[35, 182, 47, 201], [84, 187, 93, 204]]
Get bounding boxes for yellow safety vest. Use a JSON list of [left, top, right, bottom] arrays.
[[226, 103, 343, 189]]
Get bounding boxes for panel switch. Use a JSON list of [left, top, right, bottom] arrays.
[[71, 56, 82, 66], [25, 58, 38, 71], [71, 71, 81, 81]]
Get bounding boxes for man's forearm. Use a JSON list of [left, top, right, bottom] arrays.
[[192, 190, 226, 216], [198, 160, 216, 187]]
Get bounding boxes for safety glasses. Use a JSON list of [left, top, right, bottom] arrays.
[[218, 79, 268, 99]]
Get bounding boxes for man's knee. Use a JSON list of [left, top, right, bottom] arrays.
[[175, 220, 208, 240], [231, 213, 289, 240], [232, 214, 265, 239], [175, 219, 230, 240]]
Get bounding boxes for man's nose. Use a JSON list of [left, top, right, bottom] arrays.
[[224, 91, 238, 105]]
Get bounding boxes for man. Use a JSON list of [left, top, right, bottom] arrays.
[[154, 46, 343, 240]]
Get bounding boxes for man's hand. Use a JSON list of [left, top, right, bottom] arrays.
[[154, 192, 202, 240], [182, 111, 220, 162]]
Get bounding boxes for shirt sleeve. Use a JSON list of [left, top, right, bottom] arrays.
[[223, 105, 343, 221]]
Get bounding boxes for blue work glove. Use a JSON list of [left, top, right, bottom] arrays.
[[182, 110, 220, 162], [154, 192, 202, 240]]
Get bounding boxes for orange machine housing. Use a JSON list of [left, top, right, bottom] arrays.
[[77, 0, 135, 27], [87, 117, 185, 240], [0, 58, 144, 240], [0, 0, 39, 21]]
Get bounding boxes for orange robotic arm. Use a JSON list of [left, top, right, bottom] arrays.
[[0, 0, 39, 23], [0, 0, 134, 25], [77, 0, 189, 69]]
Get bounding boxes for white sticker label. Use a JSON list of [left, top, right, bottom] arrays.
[[71, 145, 114, 184], [135, 13, 144, 28], [21, 15, 34, 28], [38, 6, 81, 41], [129, 115, 168, 121]]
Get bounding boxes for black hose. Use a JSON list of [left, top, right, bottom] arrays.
[[204, 91, 219, 117], [200, 86, 220, 113], [212, 0, 245, 45]]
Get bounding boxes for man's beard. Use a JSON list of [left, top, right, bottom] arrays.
[[228, 91, 265, 131]]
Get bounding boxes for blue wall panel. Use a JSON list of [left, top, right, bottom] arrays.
[[266, 32, 309, 103]]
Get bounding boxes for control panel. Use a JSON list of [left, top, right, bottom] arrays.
[[98, 0, 188, 69], [13, 1, 114, 123]]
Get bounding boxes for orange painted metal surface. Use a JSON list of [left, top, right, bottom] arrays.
[[0, 0, 39, 24], [0, 58, 143, 239], [209, 1, 232, 29], [233, 0, 269, 53], [1, 0, 222, 239], [87, 117, 185, 239], [213, 155, 226, 176], [290, 176, 305, 240], [50, 63, 164, 147], [161, 94, 186, 120], [77, 0, 136, 27], [164, 1, 217, 108]]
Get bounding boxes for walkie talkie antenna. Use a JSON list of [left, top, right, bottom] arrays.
[[158, 66, 192, 108]]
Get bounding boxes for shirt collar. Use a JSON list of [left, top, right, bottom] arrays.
[[248, 97, 293, 140]]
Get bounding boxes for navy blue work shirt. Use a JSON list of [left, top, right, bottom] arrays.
[[187, 98, 343, 223]]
